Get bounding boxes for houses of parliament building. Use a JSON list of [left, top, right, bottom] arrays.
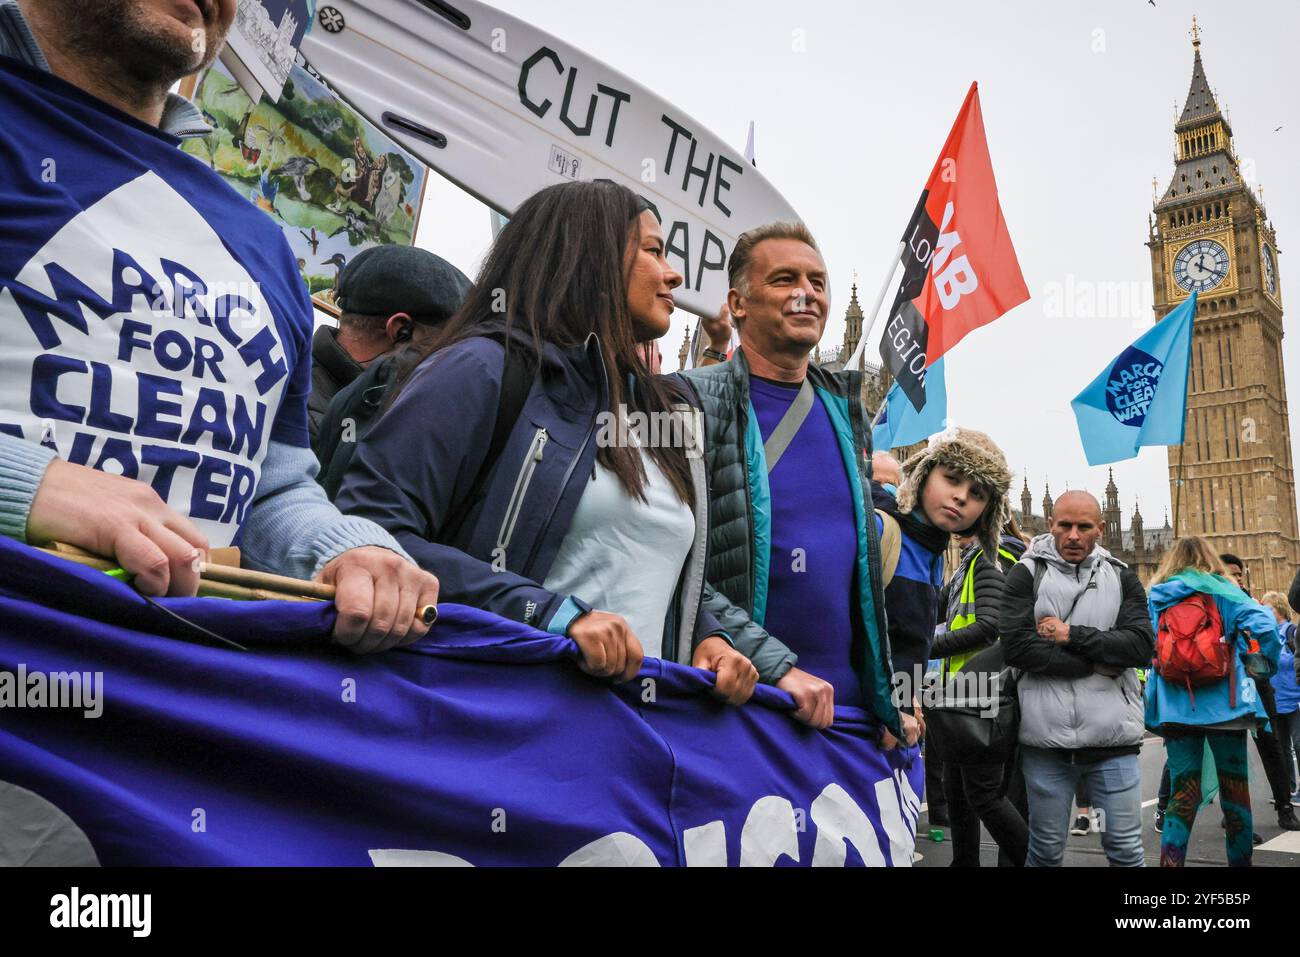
[[678, 22, 1295, 595]]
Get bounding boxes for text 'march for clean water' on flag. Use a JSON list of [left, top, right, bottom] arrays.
[[1071, 291, 1196, 467]]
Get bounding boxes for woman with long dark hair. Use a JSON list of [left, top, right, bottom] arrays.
[[335, 180, 763, 699]]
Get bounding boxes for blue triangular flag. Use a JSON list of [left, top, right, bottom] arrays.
[[873, 357, 947, 451], [1070, 292, 1196, 466]]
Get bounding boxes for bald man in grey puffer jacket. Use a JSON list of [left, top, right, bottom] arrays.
[[1001, 491, 1154, 867]]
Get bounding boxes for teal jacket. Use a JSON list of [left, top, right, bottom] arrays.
[[1144, 571, 1281, 732], [680, 349, 898, 736]]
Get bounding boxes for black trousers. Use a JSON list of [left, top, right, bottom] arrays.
[[926, 753, 947, 816], [942, 760, 1029, 867], [999, 748, 1029, 866], [1254, 679, 1292, 812]]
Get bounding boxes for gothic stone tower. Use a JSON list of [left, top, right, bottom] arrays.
[[842, 282, 864, 361], [1102, 469, 1123, 553], [1147, 23, 1298, 593]]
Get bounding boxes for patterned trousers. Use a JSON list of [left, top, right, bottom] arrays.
[[1161, 729, 1252, 867]]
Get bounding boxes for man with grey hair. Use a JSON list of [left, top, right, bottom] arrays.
[[678, 222, 904, 744], [1002, 490, 1154, 866]]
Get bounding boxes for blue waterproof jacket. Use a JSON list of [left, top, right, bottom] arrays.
[[1272, 622, 1299, 715], [1144, 571, 1281, 732], [336, 321, 725, 663]]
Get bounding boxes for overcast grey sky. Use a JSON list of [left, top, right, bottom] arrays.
[[413, 0, 1300, 528]]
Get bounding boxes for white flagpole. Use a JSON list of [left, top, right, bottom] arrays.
[[870, 390, 891, 428], [845, 241, 905, 370]]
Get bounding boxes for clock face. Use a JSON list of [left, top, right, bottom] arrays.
[[1173, 239, 1230, 293], [1263, 244, 1278, 296]]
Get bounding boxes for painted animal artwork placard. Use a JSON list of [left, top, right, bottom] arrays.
[[182, 59, 428, 303]]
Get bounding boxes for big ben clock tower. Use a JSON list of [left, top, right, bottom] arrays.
[[1147, 19, 1299, 593]]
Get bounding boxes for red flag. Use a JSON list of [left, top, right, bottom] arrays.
[[879, 83, 1028, 408]]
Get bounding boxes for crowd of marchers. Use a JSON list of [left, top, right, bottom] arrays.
[[3, 0, 1299, 868]]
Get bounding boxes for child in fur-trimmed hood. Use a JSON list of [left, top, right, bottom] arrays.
[[895, 428, 1013, 562], [873, 428, 1013, 710]]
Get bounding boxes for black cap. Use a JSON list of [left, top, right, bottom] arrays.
[[335, 245, 472, 323]]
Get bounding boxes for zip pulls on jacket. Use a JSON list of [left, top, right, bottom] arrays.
[[520, 335, 609, 579], [496, 428, 548, 554]]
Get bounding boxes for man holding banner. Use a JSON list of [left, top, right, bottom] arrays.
[[0, 0, 439, 652], [682, 222, 903, 740]]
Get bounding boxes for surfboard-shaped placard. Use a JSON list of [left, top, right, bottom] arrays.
[[300, 0, 801, 317]]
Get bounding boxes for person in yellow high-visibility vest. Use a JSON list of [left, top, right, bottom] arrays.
[[934, 535, 1021, 681], [932, 525, 1029, 867]]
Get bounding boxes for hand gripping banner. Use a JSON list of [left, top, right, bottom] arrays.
[[0, 538, 922, 866]]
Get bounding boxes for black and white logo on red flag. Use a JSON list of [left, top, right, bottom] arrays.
[[875, 83, 1029, 412], [879, 191, 939, 411]]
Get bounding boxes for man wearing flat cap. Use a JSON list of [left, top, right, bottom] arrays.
[[309, 245, 472, 444], [312, 245, 472, 498]]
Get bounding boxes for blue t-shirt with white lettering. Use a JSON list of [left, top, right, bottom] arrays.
[[0, 56, 313, 548], [750, 377, 863, 706]]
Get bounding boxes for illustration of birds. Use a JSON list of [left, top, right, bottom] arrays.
[[312, 115, 344, 136], [373, 167, 402, 227], [351, 139, 387, 210], [270, 156, 320, 201], [215, 80, 246, 100], [327, 210, 371, 244], [233, 110, 261, 165], [298, 227, 321, 256], [322, 252, 348, 281], [251, 172, 280, 218], [251, 124, 285, 149], [327, 158, 360, 213]]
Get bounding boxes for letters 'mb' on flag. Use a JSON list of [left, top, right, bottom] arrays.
[[879, 82, 1029, 411], [1070, 292, 1197, 466]]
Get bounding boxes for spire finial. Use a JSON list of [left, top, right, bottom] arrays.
[[1191, 14, 1201, 48]]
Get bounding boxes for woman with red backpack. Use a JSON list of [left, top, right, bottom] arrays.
[[1146, 536, 1282, 867]]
